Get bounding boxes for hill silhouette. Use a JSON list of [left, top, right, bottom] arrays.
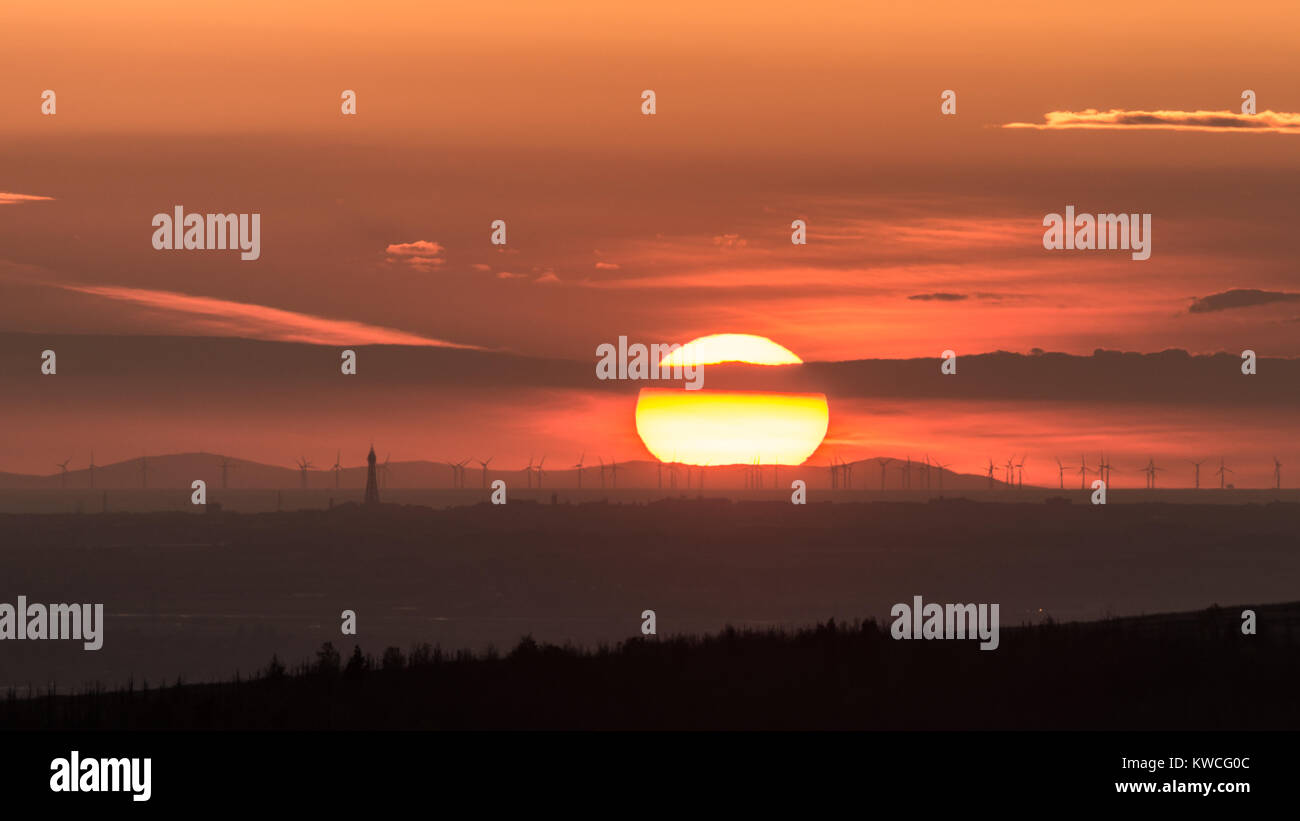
[[0, 451, 1006, 490], [5, 602, 1295, 730]]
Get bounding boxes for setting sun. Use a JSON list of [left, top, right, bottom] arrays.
[[660, 333, 803, 366], [635, 335, 829, 465]]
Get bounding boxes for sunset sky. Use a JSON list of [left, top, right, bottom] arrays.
[[2, 1, 1298, 483]]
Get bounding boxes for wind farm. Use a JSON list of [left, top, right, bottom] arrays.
[[0, 449, 1296, 513]]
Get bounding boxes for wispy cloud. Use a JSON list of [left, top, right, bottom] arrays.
[[1189, 288, 1300, 313], [1003, 109, 1300, 133], [0, 192, 54, 205], [908, 292, 968, 301], [58, 283, 480, 347]]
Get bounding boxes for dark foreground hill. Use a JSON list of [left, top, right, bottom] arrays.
[[4, 602, 1297, 730]]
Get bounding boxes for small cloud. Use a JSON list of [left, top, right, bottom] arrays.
[[1189, 288, 1300, 313], [385, 240, 444, 272], [408, 258, 444, 272], [472, 263, 492, 272], [385, 240, 443, 257], [496, 271, 525, 279], [908, 292, 968, 302], [535, 272, 561, 284], [712, 234, 748, 249], [0, 192, 54, 205], [595, 261, 621, 270], [1003, 108, 1300, 134]]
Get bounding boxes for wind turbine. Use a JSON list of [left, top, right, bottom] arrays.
[[1098, 454, 1111, 486], [456, 458, 471, 489], [1146, 457, 1164, 489], [219, 455, 238, 489], [920, 456, 931, 490], [829, 459, 838, 490], [1215, 457, 1233, 490], [1274, 456, 1282, 490], [1054, 457, 1065, 489], [55, 458, 71, 489], [380, 453, 391, 489], [1015, 454, 1026, 489], [842, 458, 852, 490], [331, 451, 342, 489], [534, 456, 546, 488], [934, 461, 951, 490], [525, 456, 534, 489], [986, 458, 996, 489], [88, 451, 97, 489], [478, 457, 493, 489], [296, 456, 313, 489], [1190, 459, 1205, 490], [609, 458, 619, 488], [598, 457, 606, 489], [879, 457, 894, 491], [1077, 455, 1088, 490], [573, 453, 585, 489], [1004, 456, 1015, 488]]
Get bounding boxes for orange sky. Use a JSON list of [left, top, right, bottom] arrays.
[[1, 1, 1298, 478]]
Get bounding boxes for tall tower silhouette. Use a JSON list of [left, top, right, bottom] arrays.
[[364, 446, 380, 506]]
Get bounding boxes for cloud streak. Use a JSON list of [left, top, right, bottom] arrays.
[[0, 192, 54, 205], [1003, 109, 1300, 134], [908, 292, 968, 302], [1189, 288, 1300, 313], [58, 283, 481, 348]]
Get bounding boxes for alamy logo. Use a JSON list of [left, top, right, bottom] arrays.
[[891, 595, 999, 650], [595, 336, 703, 390], [0, 596, 103, 650], [151, 206, 261, 260], [1042, 205, 1151, 260], [50, 751, 151, 802]]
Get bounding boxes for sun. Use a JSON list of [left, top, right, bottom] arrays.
[[634, 334, 829, 466], [659, 333, 803, 367]]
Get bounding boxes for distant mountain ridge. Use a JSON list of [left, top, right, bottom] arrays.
[[0, 451, 1007, 491]]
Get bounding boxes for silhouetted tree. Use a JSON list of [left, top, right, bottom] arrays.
[[381, 647, 404, 672], [509, 635, 540, 659], [344, 645, 368, 678], [314, 642, 341, 676], [408, 643, 433, 668]]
